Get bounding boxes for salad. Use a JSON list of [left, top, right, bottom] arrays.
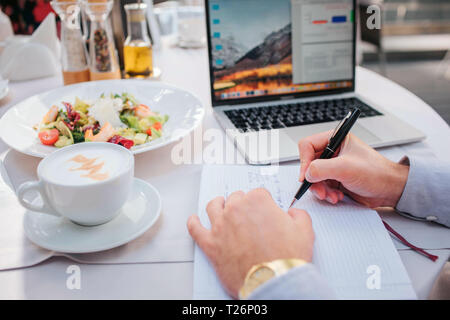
[[36, 93, 168, 149]]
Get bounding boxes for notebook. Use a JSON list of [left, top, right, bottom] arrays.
[[193, 165, 417, 299]]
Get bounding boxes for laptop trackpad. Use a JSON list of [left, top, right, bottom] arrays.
[[348, 124, 382, 145], [285, 123, 381, 146]]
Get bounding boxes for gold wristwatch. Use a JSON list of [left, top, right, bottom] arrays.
[[239, 259, 308, 299]]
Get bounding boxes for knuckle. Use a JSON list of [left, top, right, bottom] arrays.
[[206, 200, 215, 213], [212, 217, 224, 230], [230, 190, 244, 197], [248, 187, 270, 199], [224, 202, 244, 222], [308, 161, 319, 178], [225, 200, 239, 213], [297, 139, 306, 149]]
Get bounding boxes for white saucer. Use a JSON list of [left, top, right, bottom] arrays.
[[23, 178, 162, 253]]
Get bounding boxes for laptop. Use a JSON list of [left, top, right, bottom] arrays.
[[205, 0, 425, 164]]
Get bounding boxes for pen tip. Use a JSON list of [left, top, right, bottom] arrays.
[[289, 198, 296, 208]]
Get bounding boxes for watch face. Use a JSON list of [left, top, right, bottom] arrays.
[[253, 266, 276, 281], [240, 259, 307, 299], [246, 266, 276, 293]]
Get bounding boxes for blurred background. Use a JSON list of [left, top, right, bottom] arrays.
[[359, 0, 450, 124], [1, 0, 449, 123]]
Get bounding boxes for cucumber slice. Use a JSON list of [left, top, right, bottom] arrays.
[[55, 121, 74, 146], [54, 136, 73, 148], [134, 133, 148, 145]]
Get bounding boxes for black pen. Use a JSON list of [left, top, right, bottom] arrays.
[[290, 108, 361, 208]]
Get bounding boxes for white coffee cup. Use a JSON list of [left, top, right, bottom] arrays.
[[17, 142, 134, 226]]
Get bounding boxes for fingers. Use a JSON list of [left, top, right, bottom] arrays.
[[287, 208, 314, 235], [225, 190, 245, 209], [187, 215, 212, 253], [305, 157, 349, 184], [247, 188, 273, 202], [206, 196, 225, 224], [298, 131, 333, 182], [310, 182, 327, 200], [310, 182, 344, 204], [288, 208, 308, 222]]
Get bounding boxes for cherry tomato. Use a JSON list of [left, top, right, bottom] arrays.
[[146, 122, 162, 136], [38, 129, 60, 146], [153, 122, 162, 130]]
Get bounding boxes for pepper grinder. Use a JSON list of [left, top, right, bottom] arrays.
[[82, 0, 121, 80]]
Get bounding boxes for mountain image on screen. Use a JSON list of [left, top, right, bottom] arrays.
[[213, 24, 293, 95], [212, 37, 248, 69]]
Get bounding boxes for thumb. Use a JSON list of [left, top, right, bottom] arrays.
[[288, 208, 312, 227], [187, 215, 212, 254], [305, 157, 347, 183], [287, 208, 314, 240]]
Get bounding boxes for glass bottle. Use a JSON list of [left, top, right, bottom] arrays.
[[123, 3, 153, 78], [80, 3, 90, 53], [82, 0, 121, 80], [51, 0, 90, 85]]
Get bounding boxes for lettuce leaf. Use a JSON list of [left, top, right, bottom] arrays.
[[120, 114, 140, 130], [74, 97, 90, 114]]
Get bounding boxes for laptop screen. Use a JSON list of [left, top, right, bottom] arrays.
[[206, 0, 355, 105]]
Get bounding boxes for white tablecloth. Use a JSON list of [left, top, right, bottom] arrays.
[[0, 42, 449, 299]]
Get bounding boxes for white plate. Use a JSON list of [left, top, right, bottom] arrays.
[[23, 178, 161, 253], [0, 79, 8, 100], [0, 79, 204, 158]]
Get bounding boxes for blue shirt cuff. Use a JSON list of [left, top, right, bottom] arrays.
[[396, 156, 450, 227]]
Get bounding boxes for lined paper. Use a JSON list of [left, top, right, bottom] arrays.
[[194, 165, 416, 299]]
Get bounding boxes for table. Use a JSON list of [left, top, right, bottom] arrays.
[[0, 43, 449, 300]]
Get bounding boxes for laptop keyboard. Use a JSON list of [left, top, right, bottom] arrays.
[[224, 97, 383, 132]]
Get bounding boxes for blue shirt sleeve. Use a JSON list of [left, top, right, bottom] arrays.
[[396, 156, 450, 227]]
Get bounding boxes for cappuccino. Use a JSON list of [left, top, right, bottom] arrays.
[[18, 142, 134, 226], [41, 143, 132, 186]]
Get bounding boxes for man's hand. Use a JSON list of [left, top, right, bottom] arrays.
[[298, 131, 409, 208], [187, 188, 314, 298]]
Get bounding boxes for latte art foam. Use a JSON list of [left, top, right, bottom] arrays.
[[41, 144, 130, 185], [69, 154, 109, 181]]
